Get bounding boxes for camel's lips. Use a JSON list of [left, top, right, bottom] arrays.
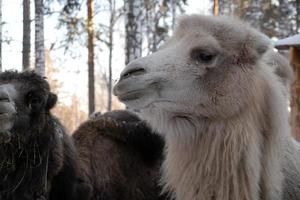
[[0, 113, 10, 117], [0, 102, 17, 117], [117, 90, 144, 102], [0, 113, 15, 121]]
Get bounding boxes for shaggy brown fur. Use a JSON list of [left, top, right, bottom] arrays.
[[73, 110, 167, 200], [0, 71, 91, 200]]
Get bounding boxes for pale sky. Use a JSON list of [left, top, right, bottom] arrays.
[[2, 0, 211, 111]]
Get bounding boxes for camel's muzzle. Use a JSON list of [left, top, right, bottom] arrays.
[[0, 84, 17, 133]]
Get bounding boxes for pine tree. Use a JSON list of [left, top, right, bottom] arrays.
[[217, 0, 297, 37], [213, 0, 220, 16]]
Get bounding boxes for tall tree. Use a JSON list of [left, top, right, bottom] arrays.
[[170, 0, 177, 30], [35, 0, 45, 76], [124, 0, 143, 64], [219, 0, 234, 15], [107, 0, 116, 111], [87, 0, 95, 115], [144, 0, 162, 53], [23, 0, 31, 71], [144, 0, 186, 54], [0, 0, 2, 72], [217, 0, 298, 38], [213, 0, 219, 16], [278, 0, 295, 37], [297, 0, 300, 33], [241, 0, 263, 30]]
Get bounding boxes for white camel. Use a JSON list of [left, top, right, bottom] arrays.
[[114, 15, 300, 200]]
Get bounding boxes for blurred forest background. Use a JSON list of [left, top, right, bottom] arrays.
[[0, 0, 299, 133]]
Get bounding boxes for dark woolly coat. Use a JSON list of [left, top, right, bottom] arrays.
[[0, 71, 91, 200], [73, 110, 167, 200]]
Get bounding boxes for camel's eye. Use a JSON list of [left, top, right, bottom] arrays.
[[27, 92, 42, 108], [191, 49, 215, 63], [198, 53, 214, 62], [30, 97, 41, 105]]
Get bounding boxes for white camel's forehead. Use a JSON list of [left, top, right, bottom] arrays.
[[174, 17, 214, 38], [161, 29, 221, 54], [176, 15, 242, 32], [172, 15, 248, 45]]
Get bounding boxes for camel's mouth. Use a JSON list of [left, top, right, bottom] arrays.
[[0, 103, 17, 133], [0, 113, 15, 133], [0, 102, 16, 118], [114, 77, 147, 102], [0, 113, 11, 118], [117, 90, 144, 102]]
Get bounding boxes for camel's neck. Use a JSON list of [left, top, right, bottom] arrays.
[[140, 67, 288, 200], [0, 136, 50, 173], [162, 113, 265, 200]]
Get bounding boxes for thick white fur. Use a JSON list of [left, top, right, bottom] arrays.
[[145, 65, 287, 200], [114, 15, 300, 200]]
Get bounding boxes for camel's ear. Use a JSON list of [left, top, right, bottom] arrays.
[[247, 33, 270, 60], [255, 34, 270, 56], [46, 92, 57, 110]]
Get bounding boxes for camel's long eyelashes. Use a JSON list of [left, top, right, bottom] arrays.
[[190, 48, 216, 64]]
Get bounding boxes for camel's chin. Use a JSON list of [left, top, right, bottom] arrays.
[[0, 129, 11, 143], [117, 90, 157, 110], [122, 98, 151, 110], [0, 117, 14, 132]]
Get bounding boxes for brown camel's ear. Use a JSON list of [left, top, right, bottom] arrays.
[[46, 92, 57, 110]]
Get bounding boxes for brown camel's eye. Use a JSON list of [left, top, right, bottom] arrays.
[[30, 97, 41, 105], [28, 97, 42, 110], [27, 92, 42, 108], [191, 49, 215, 63]]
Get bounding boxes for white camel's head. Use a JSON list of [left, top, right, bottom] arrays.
[[114, 15, 271, 121]]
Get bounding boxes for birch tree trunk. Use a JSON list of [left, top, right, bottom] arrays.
[[124, 0, 143, 65], [87, 0, 95, 115], [171, 0, 177, 30], [34, 0, 45, 76], [23, 0, 31, 71], [107, 0, 115, 111]]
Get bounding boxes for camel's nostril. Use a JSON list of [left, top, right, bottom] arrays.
[[121, 68, 146, 80]]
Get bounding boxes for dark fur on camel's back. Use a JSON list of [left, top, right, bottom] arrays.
[[0, 71, 91, 200], [73, 110, 167, 200]]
